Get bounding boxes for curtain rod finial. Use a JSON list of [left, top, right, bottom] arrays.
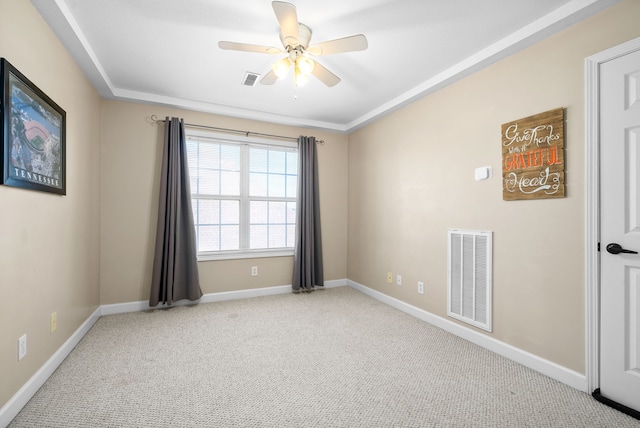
[[148, 114, 164, 126]]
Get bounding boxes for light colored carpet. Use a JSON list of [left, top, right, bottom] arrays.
[[9, 286, 640, 427]]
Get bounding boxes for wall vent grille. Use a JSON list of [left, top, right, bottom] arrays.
[[242, 72, 260, 87], [447, 229, 493, 332]]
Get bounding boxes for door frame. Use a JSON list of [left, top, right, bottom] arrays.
[[586, 35, 640, 393]]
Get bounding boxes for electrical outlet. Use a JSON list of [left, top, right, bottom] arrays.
[[387, 272, 393, 283], [251, 266, 258, 276], [50, 312, 57, 333], [396, 274, 402, 286], [418, 281, 424, 295], [18, 334, 27, 361]]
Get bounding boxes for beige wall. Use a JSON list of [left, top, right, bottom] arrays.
[[100, 100, 348, 304], [347, 0, 640, 374], [4, 0, 640, 415], [0, 0, 102, 409]]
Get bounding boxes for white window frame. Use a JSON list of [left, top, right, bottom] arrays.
[[186, 129, 298, 261]]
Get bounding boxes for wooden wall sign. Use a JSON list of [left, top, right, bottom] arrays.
[[501, 107, 565, 201]]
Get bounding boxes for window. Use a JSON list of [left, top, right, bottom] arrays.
[[186, 130, 298, 260]]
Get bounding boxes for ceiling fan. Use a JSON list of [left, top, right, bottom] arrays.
[[218, 1, 368, 87]]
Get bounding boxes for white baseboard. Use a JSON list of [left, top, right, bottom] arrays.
[[0, 307, 101, 427], [100, 279, 348, 316], [322, 279, 348, 288], [347, 279, 587, 392]]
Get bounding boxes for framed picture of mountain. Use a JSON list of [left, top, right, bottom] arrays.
[[1, 58, 66, 195]]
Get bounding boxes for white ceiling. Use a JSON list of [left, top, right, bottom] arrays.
[[32, 0, 618, 133]]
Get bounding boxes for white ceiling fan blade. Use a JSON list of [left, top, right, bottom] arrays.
[[311, 61, 340, 87], [272, 1, 300, 46], [218, 41, 282, 54], [307, 34, 368, 56], [260, 69, 279, 85]]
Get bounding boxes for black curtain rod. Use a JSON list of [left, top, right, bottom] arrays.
[[150, 115, 324, 144]]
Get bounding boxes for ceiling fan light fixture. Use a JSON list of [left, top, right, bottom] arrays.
[[294, 63, 309, 87], [220, 2, 367, 88], [296, 56, 315, 75], [272, 57, 292, 78]]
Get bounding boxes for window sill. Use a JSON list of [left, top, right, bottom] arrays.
[[197, 249, 294, 261]]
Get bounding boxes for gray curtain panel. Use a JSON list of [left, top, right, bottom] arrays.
[[149, 117, 203, 306], [292, 136, 324, 291]]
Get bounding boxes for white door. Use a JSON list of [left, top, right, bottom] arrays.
[[600, 48, 640, 413]]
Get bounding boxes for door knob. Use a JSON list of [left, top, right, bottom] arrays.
[[606, 243, 638, 255]]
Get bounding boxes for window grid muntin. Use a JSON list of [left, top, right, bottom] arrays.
[[188, 136, 297, 257], [248, 199, 297, 250]]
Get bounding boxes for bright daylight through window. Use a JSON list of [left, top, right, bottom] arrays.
[[187, 131, 298, 260]]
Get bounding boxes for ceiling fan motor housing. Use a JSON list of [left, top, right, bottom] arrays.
[[280, 23, 312, 49]]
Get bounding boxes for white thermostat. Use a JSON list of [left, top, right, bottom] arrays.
[[474, 166, 492, 181]]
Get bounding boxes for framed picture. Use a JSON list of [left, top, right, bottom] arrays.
[[1, 58, 66, 195]]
